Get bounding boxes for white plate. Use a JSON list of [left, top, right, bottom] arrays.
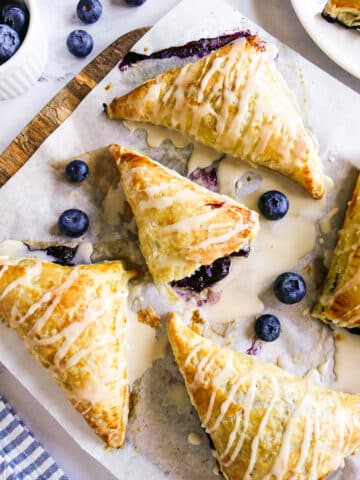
[[291, 0, 360, 78]]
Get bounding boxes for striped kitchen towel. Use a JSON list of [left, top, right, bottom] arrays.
[[0, 396, 69, 480]]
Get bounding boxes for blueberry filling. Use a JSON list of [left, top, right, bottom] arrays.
[[118, 30, 251, 71], [172, 244, 250, 293], [25, 244, 78, 266], [189, 165, 219, 192]]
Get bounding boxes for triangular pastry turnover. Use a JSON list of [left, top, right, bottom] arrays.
[[107, 37, 324, 199], [0, 257, 135, 448], [322, 0, 360, 28], [168, 313, 360, 480], [312, 174, 360, 328], [109, 144, 259, 288]]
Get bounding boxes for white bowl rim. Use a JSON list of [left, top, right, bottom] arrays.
[[0, 0, 37, 72]]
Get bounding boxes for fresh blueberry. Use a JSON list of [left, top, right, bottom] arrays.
[[255, 314, 281, 342], [0, 24, 20, 64], [124, 0, 147, 6], [273, 272, 306, 304], [65, 160, 89, 183], [2, 5, 28, 37], [258, 190, 289, 220], [66, 30, 93, 58], [172, 257, 231, 292], [58, 209, 89, 238], [76, 0, 102, 24]]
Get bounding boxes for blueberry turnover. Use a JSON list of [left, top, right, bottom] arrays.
[[168, 313, 360, 480], [106, 36, 324, 199], [0, 257, 136, 447], [322, 0, 360, 28], [109, 144, 259, 296], [312, 174, 360, 328]]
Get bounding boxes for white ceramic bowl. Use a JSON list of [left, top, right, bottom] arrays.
[[0, 0, 48, 100]]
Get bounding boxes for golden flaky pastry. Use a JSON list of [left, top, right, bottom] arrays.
[[312, 174, 360, 328], [322, 0, 360, 28], [0, 257, 135, 448], [168, 313, 360, 480], [107, 37, 324, 199], [109, 144, 259, 288]]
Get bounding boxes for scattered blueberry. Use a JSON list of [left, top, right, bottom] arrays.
[[58, 209, 89, 238], [172, 257, 231, 292], [124, 0, 147, 6], [0, 24, 20, 64], [273, 272, 306, 304], [255, 314, 281, 342], [66, 30, 93, 58], [76, 0, 102, 24], [65, 160, 89, 183], [258, 190, 289, 220], [2, 5, 28, 37], [125, 0, 146, 7]]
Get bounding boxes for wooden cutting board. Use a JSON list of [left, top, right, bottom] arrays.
[[0, 27, 148, 187]]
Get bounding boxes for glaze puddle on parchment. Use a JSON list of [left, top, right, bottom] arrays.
[[127, 307, 167, 385], [202, 156, 329, 323], [332, 329, 360, 394]]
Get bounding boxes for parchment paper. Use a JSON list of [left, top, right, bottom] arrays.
[[0, 1, 360, 478]]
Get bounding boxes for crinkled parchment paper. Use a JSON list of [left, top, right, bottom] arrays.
[[0, 0, 360, 478]]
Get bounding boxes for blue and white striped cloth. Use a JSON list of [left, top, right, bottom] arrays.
[[0, 396, 69, 480]]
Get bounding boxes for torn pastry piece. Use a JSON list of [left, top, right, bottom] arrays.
[[107, 37, 324, 199], [312, 174, 360, 328], [322, 0, 360, 28], [168, 313, 360, 480], [109, 144, 259, 294], [0, 257, 136, 448]]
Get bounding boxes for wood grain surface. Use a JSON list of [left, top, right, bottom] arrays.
[[0, 27, 148, 187]]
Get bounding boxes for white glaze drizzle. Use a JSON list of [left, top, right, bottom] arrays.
[[138, 188, 200, 212], [0, 262, 42, 302], [191, 219, 248, 250], [0, 265, 9, 281], [26, 270, 80, 336], [160, 210, 219, 234], [243, 376, 279, 479], [184, 342, 203, 367], [221, 375, 258, 467], [32, 302, 106, 369], [308, 409, 320, 480], [264, 386, 311, 479], [203, 389, 217, 428], [290, 415, 312, 478], [191, 350, 221, 390], [65, 336, 114, 369]]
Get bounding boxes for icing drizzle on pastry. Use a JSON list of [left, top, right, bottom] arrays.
[[183, 340, 354, 479], [0, 259, 129, 405]]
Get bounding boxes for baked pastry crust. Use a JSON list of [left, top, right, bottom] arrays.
[[107, 37, 324, 199], [109, 144, 259, 287], [0, 257, 135, 448], [312, 174, 360, 328], [168, 313, 360, 480], [322, 0, 360, 28]]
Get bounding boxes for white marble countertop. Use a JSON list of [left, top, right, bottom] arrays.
[[0, 1, 359, 479]]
